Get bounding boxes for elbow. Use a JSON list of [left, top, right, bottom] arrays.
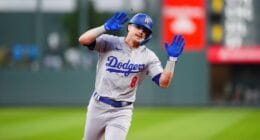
[[78, 36, 83, 44], [159, 80, 171, 88], [159, 71, 173, 88], [160, 85, 169, 88], [78, 36, 85, 45], [78, 36, 90, 46], [78, 33, 95, 46]]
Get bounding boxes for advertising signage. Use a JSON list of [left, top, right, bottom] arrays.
[[162, 0, 206, 51]]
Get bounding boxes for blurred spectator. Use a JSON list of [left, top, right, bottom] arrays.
[[232, 84, 244, 105], [0, 47, 9, 68], [223, 81, 233, 101], [26, 45, 39, 62], [64, 47, 95, 70], [244, 87, 260, 105], [64, 47, 81, 69], [11, 44, 26, 69], [42, 32, 64, 71], [10, 44, 40, 70], [12, 44, 23, 62], [43, 54, 63, 71], [25, 45, 40, 71]]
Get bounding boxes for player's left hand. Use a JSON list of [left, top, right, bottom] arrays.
[[165, 35, 185, 61], [104, 12, 129, 31]]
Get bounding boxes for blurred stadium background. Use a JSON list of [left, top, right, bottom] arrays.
[[0, 0, 260, 140]]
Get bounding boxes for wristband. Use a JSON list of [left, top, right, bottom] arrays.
[[92, 25, 106, 35], [165, 60, 176, 72], [168, 56, 178, 61]]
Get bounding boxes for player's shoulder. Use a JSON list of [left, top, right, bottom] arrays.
[[142, 46, 157, 57], [99, 34, 121, 41], [97, 34, 124, 51]]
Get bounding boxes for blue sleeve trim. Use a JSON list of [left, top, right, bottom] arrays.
[[152, 73, 161, 86]]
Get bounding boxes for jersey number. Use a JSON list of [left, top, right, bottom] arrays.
[[130, 76, 138, 88]]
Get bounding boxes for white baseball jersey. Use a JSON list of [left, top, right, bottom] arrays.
[[92, 34, 163, 102]]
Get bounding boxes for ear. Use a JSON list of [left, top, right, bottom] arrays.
[[127, 24, 131, 32]]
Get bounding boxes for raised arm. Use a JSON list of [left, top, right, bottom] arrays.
[[160, 35, 185, 88], [78, 12, 129, 46]]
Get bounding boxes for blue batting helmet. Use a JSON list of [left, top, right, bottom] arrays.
[[129, 13, 153, 35]]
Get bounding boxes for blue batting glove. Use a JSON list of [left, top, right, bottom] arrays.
[[165, 35, 185, 61], [104, 12, 129, 31]]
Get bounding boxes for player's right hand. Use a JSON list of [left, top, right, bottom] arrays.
[[104, 12, 129, 31], [165, 35, 185, 61]]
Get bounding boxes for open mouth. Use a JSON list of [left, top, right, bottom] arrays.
[[135, 34, 143, 39]]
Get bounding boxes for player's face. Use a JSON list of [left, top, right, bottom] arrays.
[[127, 24, 149, 43]]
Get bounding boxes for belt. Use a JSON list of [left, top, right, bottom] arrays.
[[93, 92, 132, 108]]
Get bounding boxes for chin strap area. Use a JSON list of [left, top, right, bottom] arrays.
[[140, 34, 152, 46]]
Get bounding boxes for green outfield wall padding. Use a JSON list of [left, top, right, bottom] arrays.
[[0, 52, 209, 106]]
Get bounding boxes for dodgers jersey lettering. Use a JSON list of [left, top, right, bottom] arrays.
[[92, 34, 163, 102], [106, 56, 145, 76]]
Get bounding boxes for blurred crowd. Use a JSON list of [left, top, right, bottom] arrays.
[[223, 81, 260, 105], [0, 32, 95, 71]]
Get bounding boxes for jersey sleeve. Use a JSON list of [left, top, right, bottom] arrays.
[[92, 34, 117, 53], [147, 50, 163, 78]]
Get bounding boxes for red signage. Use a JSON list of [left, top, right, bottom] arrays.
[[207, 46, 260, 64], [162, 0, 206, 51]]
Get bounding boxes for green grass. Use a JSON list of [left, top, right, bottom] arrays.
[[0, 107, 260, 140]]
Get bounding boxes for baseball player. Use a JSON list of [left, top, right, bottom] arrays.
[[79, 12, 185, 140]]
